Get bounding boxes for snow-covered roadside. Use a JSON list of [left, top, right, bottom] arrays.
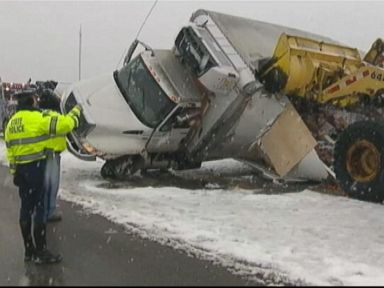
[[1, 141, 384, 286]]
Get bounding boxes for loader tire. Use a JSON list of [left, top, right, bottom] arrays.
[[334, 120, 384, 203], [373, 89, 384, 107]]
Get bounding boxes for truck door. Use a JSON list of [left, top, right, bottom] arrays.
[[144, 105, 198, 153]]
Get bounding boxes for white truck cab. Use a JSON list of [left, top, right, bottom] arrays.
[[61, 41, 203, 175], [61, 9, 329, 182]]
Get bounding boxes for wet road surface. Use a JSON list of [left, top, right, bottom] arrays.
[[0, 161, 342, 286], [0, 165, 261, 286]]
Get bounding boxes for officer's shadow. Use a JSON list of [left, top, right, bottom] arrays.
[[19, 262, 65, 286]]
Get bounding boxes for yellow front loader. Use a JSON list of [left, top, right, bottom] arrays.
[[259, 33, 384, 203], [259, 33, 384, 107]]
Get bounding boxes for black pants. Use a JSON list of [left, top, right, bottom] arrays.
[[15, 159, 48, 254], [14, 159, 47, 224]]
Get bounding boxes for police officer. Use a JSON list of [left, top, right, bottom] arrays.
[[4, 90, 81, 264], [38, 89, 65, 222]]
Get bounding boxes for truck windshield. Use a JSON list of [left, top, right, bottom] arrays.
[[114, 56, 176, 128]]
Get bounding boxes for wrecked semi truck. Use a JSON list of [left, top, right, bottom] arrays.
[[258, 33, 384, 202], [60, 9, 331, 185], [60, 9, 384, 202], [62, 10, 384, 201]]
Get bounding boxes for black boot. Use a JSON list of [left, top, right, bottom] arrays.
[[19, 221, 35, 262], [33, 223, 62, 264]]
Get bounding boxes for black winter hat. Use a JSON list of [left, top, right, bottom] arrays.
[[38, 89, 61, 112], [14, 90, 37, 108]]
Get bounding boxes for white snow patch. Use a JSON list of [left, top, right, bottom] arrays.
[[1, 141, 384, 285]]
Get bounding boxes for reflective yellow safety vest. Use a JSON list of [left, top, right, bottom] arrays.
[[4, 108, 77, 170], [42, 110, 67, 153]]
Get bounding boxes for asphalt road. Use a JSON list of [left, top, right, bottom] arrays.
[[0, 165, 260, 286]]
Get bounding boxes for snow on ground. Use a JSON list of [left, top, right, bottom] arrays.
[[1, 142, 384, 286]]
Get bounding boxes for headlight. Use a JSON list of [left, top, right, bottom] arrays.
[[82, 141, 105, 157]]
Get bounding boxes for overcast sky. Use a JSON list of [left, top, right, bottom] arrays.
[[0, 0, 383, 83]]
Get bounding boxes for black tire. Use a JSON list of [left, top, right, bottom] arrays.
[[334, 120, 384, 203], [100, 160, 118, 180], [373, 89, 384, 107], [100, 155, 142, 180], [100, 158, 132, 180]]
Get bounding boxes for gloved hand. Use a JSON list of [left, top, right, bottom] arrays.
[[69, 105, 82, 128], [69, 105, 82, 118], [72, 116, 79, 128]]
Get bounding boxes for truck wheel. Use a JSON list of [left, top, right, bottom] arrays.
[[100, 156, 141, 180], [334, 120, 384, 202], [101, 160, 119, 179]]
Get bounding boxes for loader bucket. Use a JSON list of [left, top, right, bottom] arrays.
[[261, 33, 362, 99]]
